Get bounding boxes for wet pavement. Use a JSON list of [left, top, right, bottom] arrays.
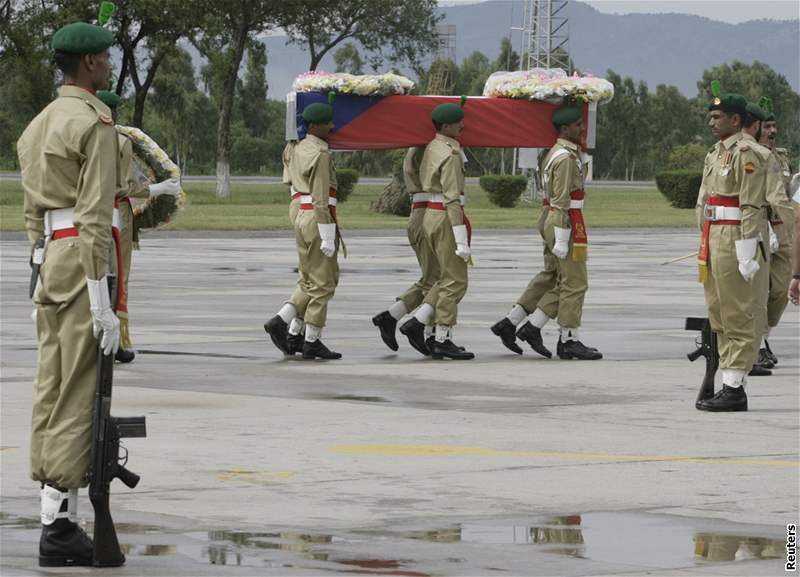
[[1, 230, 798, 576]]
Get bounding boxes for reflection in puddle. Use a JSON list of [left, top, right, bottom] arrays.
[[694, 534, 784, 562]]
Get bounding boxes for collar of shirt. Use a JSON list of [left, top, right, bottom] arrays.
[[59, 85, 111, 115], [555, 138, 581, 155], [304, 133, 329, 151], [435, 133, 461, 151], [720, 131, 742, 151]]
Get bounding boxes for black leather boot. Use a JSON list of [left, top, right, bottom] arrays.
[[399, 318, 430, 356], [490, 318, 523, 354], [114, 348, 135, 363], [302, 339, 342, 360], [39, 518, 96, 567], [557, 339, 603, 360], [763, 340, 778, 365], [426, 336, 465, 352], [515, 322, 552, 358], [748, 364, 772, 377], [287, 332, 305, 355], [264, 315, 291, 355], [696, 384, 747, 412], [372, 311, 399, 351], [431, 339, 475, 360]]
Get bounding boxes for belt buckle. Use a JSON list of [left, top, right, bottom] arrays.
[[703, 205, 715, 221]]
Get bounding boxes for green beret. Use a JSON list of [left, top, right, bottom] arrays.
[[302, 102, 333, 125], [746, 101, 768, 122], [431, 103, 464, 125], [52, 22, 114, 54], [96, 90, 121, 109], [552, 105, 581, 127], [708, 93, 748, 117]]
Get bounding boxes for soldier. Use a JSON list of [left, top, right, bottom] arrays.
[[18, 22, 119, 566], [95, 90, 180, 364], [491, 100, 602, 360], [739, 101, 774, 377], [789, 173, 800, 305], [757, 98, 796, 366], [399, 101, 474, 360], [372, 146, 441, 353], [695, 83, 769, 412], [264, 100, 342, 359]]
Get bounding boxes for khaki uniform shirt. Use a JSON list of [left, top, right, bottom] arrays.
[[118, 134, 149, 199], [766, 146, 796, 243], [18, 85, 119, 280], [696, 132, 767, 240], [403, 147, 424, 193], [288, 134, 334, 225], [420, 134, 465, 226], [543, 138, 583, 229]]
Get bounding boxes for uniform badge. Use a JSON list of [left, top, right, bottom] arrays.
[[99, 113, 113, 125], [744, 162, 755, 174], [713, 97, 721, 105]]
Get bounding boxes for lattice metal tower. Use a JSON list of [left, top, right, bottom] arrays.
[[518, 0, 571, 71], [427, 24, 457, 95]]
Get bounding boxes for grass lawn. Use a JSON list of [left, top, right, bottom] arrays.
[[0, 179, 695, 232]]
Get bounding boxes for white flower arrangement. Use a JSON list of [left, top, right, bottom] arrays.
[[483, 68, 614, 104], [292, 71, 415, 96]]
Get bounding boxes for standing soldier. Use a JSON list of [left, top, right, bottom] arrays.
[[757, 97, 795, 366], [372, 147, 440, 353], [264, 99, 342, 359], [18, 22, 119, 566], [739, 101, 773, 377], [400, 101, 474, 360], [491, 100, 602, 360], [695, 82, 768, 412], [95, 90, 181, 364]]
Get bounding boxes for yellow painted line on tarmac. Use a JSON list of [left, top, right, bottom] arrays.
[[0, 446, 18, 452], [217, 469, 295, 484], [331, 444, 798, 468]]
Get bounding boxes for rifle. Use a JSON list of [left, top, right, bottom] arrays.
[[685, 317, 718, 408], [89, 275, 146, 567]]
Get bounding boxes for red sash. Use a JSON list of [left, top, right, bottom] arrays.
[[698, 195, 740, 283], [544, 190, 587, 261]]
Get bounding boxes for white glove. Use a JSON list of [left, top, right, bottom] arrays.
[[86, 276, 120, 356], [553, 226, 571, 259], [734, 238, 760, 282], [318, 223, 337, 258], [149, 177, 181, 198], [452, 224, 470, 261], [767, 222, 779, 253]]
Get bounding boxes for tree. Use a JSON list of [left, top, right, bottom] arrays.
[[279, 0, 440, 72], [333, 43, 364, 75], [455, 51, 491, 96], [237, 41, 269, 138], [194, 0, 287, 198], [494, 37, 519, 72]]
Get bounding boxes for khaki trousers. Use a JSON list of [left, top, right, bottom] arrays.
[[31, 238, 97, 489], [767, 231, 792, 328], [517, 209, 557, 314], [423, 210, 467, 326], [287, 197, 311, 316], [752, 220, 770, 339], [703, 224, 759, 371], [398, 208, 440, 311], [294, 211, 339, 327], [535, 218, 588, 329]]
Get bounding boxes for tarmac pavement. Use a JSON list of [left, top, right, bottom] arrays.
[[1, 229, 797, 576]]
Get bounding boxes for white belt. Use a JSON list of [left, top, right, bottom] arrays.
[[569, 199, 584, 209], [704, 205, 742, 221], [428, 193, 465, 206], [298, 193, 337, 206], [43, 207, 120, 235], [411, 193, 430, 203]]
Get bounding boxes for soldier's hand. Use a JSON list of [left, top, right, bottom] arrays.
[[86, 276, 121, 356], [149, 177, 181, 198], [455, 243, 471, 262], [320, 239, 336, 258], [790, 279, 800, 306], [552, 242, 569, 259], [737, 259, 759, 282]]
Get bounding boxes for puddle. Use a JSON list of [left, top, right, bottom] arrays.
[[1, 511, 786, 573]]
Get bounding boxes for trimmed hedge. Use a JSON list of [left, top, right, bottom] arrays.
[[479, 174, 528, 208], [655, 169, 702, 209], [335, 168, 359, 203]]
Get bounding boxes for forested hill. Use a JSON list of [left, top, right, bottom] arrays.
[[257, 0, 799, 98]]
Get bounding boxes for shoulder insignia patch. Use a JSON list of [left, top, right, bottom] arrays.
[[99, 113, 113, 125], [744, 162, 756, 174]]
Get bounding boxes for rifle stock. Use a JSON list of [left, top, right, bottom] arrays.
[[89, 274, 147, 567], [685, 317, 718, 407]]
